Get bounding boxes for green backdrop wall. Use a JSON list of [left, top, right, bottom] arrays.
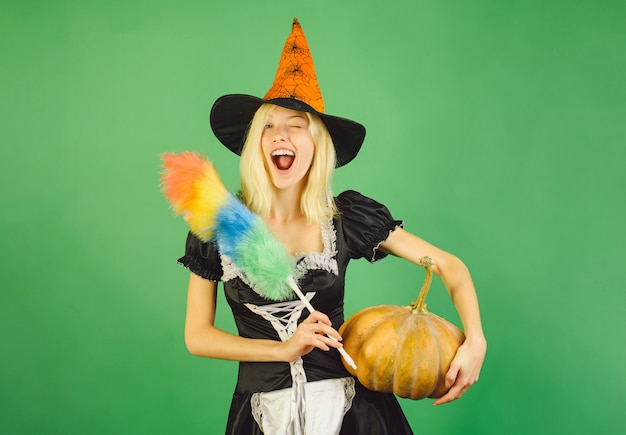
[[2, 0, 624, 434]]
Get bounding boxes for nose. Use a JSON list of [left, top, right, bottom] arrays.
[[272, 125, 287, 142]]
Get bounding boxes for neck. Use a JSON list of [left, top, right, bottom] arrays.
[[269, 186, 305, 222]]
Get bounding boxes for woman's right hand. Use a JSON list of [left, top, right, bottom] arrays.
[[282, 311, 343, 362]]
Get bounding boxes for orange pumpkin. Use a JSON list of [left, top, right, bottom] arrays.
[[339, 257, 465, 400]]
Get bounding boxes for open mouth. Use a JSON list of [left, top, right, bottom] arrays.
[[271, 149, 295, 170]]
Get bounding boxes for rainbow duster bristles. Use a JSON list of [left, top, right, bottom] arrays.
[[214, 195, 294, 300], [160, 152, 293, 301], [161, 152, 228, 241]]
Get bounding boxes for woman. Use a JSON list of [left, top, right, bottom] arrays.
[[178, 19, 486, 434]]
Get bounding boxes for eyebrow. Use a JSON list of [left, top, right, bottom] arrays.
[[267, 113, 307, 121]]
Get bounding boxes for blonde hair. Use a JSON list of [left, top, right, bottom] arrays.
[[240, 103, 337, 223]]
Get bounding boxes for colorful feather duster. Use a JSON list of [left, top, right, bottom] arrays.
[[161, 151, 293, 300], [160, 151, 357, 369]]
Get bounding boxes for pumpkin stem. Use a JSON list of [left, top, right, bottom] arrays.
[[410, 256, 434, 314]]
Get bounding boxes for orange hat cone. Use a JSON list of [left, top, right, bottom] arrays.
[[210, 18, 365, 167], [264, 18, 324, 113]]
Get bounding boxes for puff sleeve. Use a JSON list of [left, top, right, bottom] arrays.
[[177, 231, 223, 281], [336, 190, 404, 263]]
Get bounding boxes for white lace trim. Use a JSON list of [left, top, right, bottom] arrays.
[[370, 222, 405, 263], [220, 220, 338, 290], [343, 376, 356, 413]]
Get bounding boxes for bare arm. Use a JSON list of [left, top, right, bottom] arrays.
[[184, 272, 343, 363], [380, 227, 487, 406]]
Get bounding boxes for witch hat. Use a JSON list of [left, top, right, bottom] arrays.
[[210, 18, 365, 167]]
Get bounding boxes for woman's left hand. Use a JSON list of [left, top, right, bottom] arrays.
[[433, 336, 487, 406]]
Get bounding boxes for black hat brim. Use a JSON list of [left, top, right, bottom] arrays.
[[210, 94, 366, 167]]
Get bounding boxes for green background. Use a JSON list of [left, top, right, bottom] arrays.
[[2, 0, 624, 433]]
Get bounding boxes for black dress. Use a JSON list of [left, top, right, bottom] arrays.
[[178, 190, 414, 435]]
